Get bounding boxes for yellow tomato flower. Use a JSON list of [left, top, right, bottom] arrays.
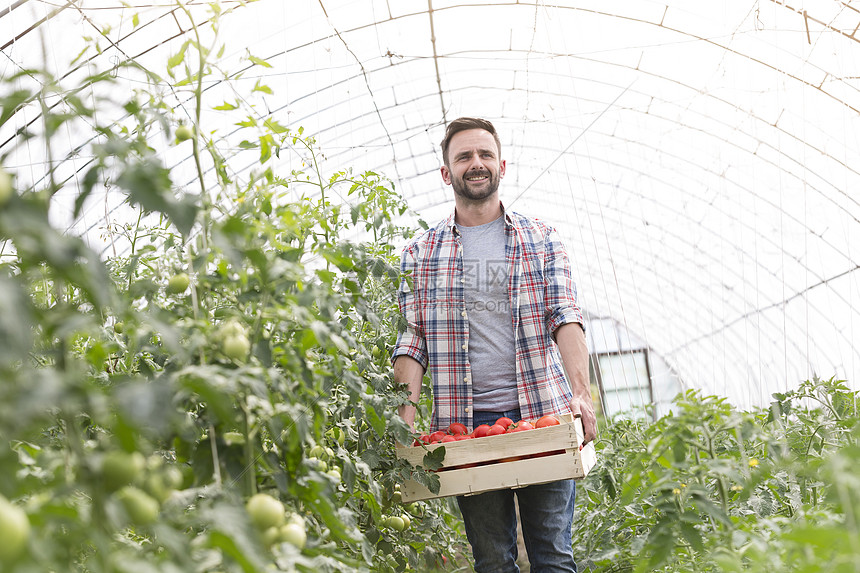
[[672, 488, 681, 495], [748, 458, 759, 467]]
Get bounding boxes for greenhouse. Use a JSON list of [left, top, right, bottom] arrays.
[[1, 1, 859, 572]]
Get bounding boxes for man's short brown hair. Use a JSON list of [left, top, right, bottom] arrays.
[[440, 117, 502, 166]]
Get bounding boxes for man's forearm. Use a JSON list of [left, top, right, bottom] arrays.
[[555, 322, 597, 444], [393, 355, 425, 430]]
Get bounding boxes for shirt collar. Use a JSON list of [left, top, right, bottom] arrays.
[[447, 201, 513, 235]]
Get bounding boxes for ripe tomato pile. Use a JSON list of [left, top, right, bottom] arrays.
[[412, 414, 562, 446]]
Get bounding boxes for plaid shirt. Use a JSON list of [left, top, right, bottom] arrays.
[[393, 204, 584, 432]]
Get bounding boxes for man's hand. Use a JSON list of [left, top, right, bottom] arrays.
[[571, 395, 597, 446]]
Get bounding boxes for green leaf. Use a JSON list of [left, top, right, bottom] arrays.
[[115, 157, 198, 236], [74, 163, 101, 219], [167, 40, 189, 75], [252, 80, 273, 95], [263, 117, 288, 134], [213, 100, 239, 111], [0, 89, 32, 128], [678, 521, 704, 553], [260, 133, 273, 163], [365, 403, 386, 437], [248, 54, 272, 68], [422, 447, 446, 471]]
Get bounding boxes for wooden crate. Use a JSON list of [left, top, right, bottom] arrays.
[[395, 414, 597, 502]]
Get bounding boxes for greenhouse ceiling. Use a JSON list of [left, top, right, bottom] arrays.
[[1, 0, 859, 411]]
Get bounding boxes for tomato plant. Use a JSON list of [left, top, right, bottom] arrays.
[[0, 3, 467, 571], [573, 377, 860, 573]]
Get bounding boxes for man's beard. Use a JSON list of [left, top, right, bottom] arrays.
[[451, 169, 500, 203]]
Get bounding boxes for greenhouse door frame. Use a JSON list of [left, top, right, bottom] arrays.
[[591, 348, 656, 422]]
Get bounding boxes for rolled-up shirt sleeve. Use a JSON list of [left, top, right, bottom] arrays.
[[543, 227, 585, 336], [392, 245, 429, 370]]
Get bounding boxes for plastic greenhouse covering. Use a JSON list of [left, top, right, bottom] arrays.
[[1, 0, 859, 419]]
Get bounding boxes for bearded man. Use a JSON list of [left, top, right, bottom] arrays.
[[392, 117, 596, 572]]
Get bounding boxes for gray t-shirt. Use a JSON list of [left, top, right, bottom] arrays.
[[457, 216, 519, 412]]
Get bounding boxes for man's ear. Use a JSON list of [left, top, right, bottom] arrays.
[[499, 159, 506, 179], [440, 164, 452, 185]]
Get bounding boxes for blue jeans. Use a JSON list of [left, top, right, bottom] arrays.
[[457, 409, 578, 573]]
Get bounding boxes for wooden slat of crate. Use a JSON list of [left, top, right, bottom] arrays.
[[396, 415, 597, 502]]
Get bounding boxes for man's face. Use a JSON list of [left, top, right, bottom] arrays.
[[441, 129, 506, 203]]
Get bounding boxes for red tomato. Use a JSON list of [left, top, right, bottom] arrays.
[[429, 431, 447, 443], [441, 435, 457, 443], [517, 421, 534, 431], [471, 424, 492, 438], [488, 424, 507, 436], [454, 435, 473, 440], [535, 415, 561, 428], [447, 422, 469, 436], [495, 417, 514, 430]]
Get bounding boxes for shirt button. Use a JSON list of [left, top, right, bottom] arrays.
[[465, 407, 470, 413], [462, 343, 468, 351], [461, 311, 467, 318]]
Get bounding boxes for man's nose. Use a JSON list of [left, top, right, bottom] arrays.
[[466, 154, 485, 171]]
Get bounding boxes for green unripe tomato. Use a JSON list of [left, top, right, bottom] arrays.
[[113, 321, 125, 334], [326, 427, 346, 446], [312, 459, 328, 473], [405, 502, 424, 517], [399, 514, 411, 529], [166, 272, 190, 294], [101, 451, 146, 491], [0, 168, 13, 207], [219, 319, 246, 339], [308, 445, 326, 459], [223, 431, 246, 446], [116, 486, 160, 525], [391, 490, 402, 504], [261, 526, 281, 546], [175, 124, 194, 142], [143, 474, 169, 504], [144, 462, 183, 503], [278, 523, 307, 549], [0, 496, 30, 562], [222, 334, 250, 361], [385, 516, 405, 531], [162, 465, 184, 491], [287, 513, 305, 528], [246, 493, 285, 531]]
